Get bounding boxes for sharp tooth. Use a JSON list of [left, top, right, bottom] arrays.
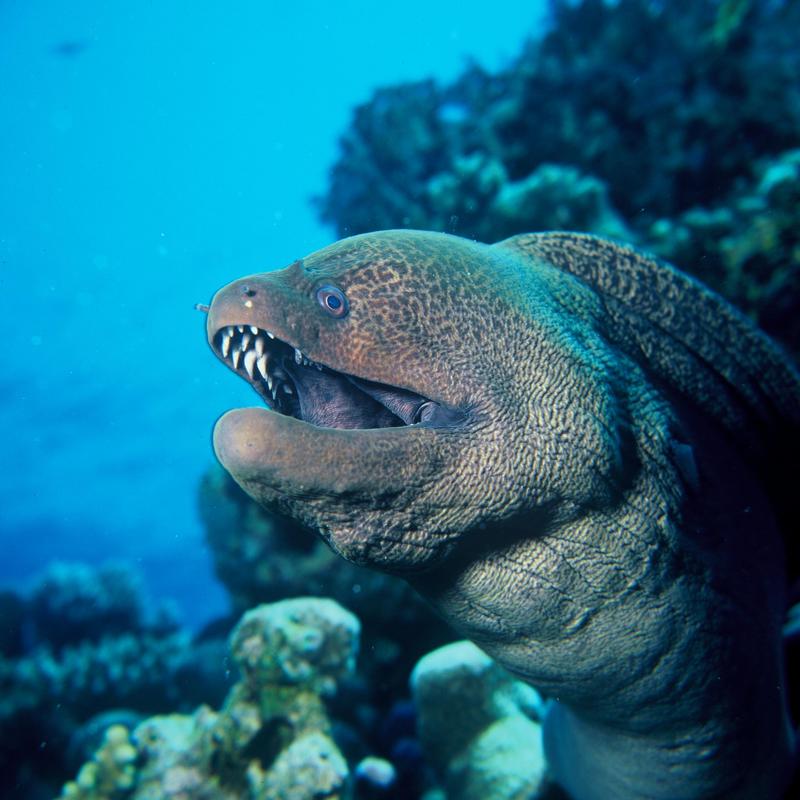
[[294, 348, 302, 364], [272, 387, 278, 400], [267, 374, 273, 392], [315, 363, 323, 371], [266, 331, 275, 339], [250, 326, 258, 335], [237, 325, 245, 333], [221, 334, 231, 358], [257, 355, 268, 379], [226, 326, 235, 337], [232, 349, 241, 369], [283, 384, 293, 395], [243, 349, 257, 378], [255, 337, 265, 357], [241, 333, 251, 351]]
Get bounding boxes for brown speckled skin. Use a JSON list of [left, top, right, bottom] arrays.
[[207, 230, 799, 800]]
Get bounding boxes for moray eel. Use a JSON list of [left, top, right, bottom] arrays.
[[206, 230, 800, 799]]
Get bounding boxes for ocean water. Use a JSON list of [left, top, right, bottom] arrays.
[[4, 3, 799, 798], [0, 0, 545, 628]]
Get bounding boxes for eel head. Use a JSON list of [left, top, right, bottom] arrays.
[[207, 230, 558, 572]]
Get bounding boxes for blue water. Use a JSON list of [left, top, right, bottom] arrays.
[[0, 1, 545, 628]]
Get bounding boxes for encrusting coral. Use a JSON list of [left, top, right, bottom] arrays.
[[58, 598, 359, 800]]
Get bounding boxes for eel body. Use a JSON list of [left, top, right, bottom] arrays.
[[206, 230, 799, 799]]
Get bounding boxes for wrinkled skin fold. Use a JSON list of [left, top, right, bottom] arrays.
[[206, 229, 800, 800]]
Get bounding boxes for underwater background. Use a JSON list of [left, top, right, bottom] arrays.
[[2, 1, 799, 797], [0, 0, 547, 628]]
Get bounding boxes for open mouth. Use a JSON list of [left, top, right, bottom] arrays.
[[212, 324, 442, 430]]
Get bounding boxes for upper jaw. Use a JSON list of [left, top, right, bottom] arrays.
[[206, 274, 470, 431], [208, 318, 467, 431], [210, 321, 323, 414]]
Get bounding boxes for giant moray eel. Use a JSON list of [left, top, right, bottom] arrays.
[[206, 230, 800, 799]]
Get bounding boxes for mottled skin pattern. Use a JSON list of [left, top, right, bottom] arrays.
[[207, 230, 800, 799]]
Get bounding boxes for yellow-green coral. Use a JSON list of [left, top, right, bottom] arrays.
[[58, 724, 138, 800]]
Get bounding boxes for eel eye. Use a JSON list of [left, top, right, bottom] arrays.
[[316, 285, 348, 318]]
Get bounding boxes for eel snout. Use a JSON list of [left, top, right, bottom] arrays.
[[207, 268, 465, 433]]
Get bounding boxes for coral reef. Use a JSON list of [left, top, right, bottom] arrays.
[[0, 562, 230, 800], [318, 0, 800, 360], [645, 148, 800, 355], [58, 598, 358, 800], [419, 156, 632, 244], [1, 481, 452, 798], [200, 467, 452, 795], [0, 589, 25, 658], [30, 562, 149, 652], [411, 641, 556, 800]]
